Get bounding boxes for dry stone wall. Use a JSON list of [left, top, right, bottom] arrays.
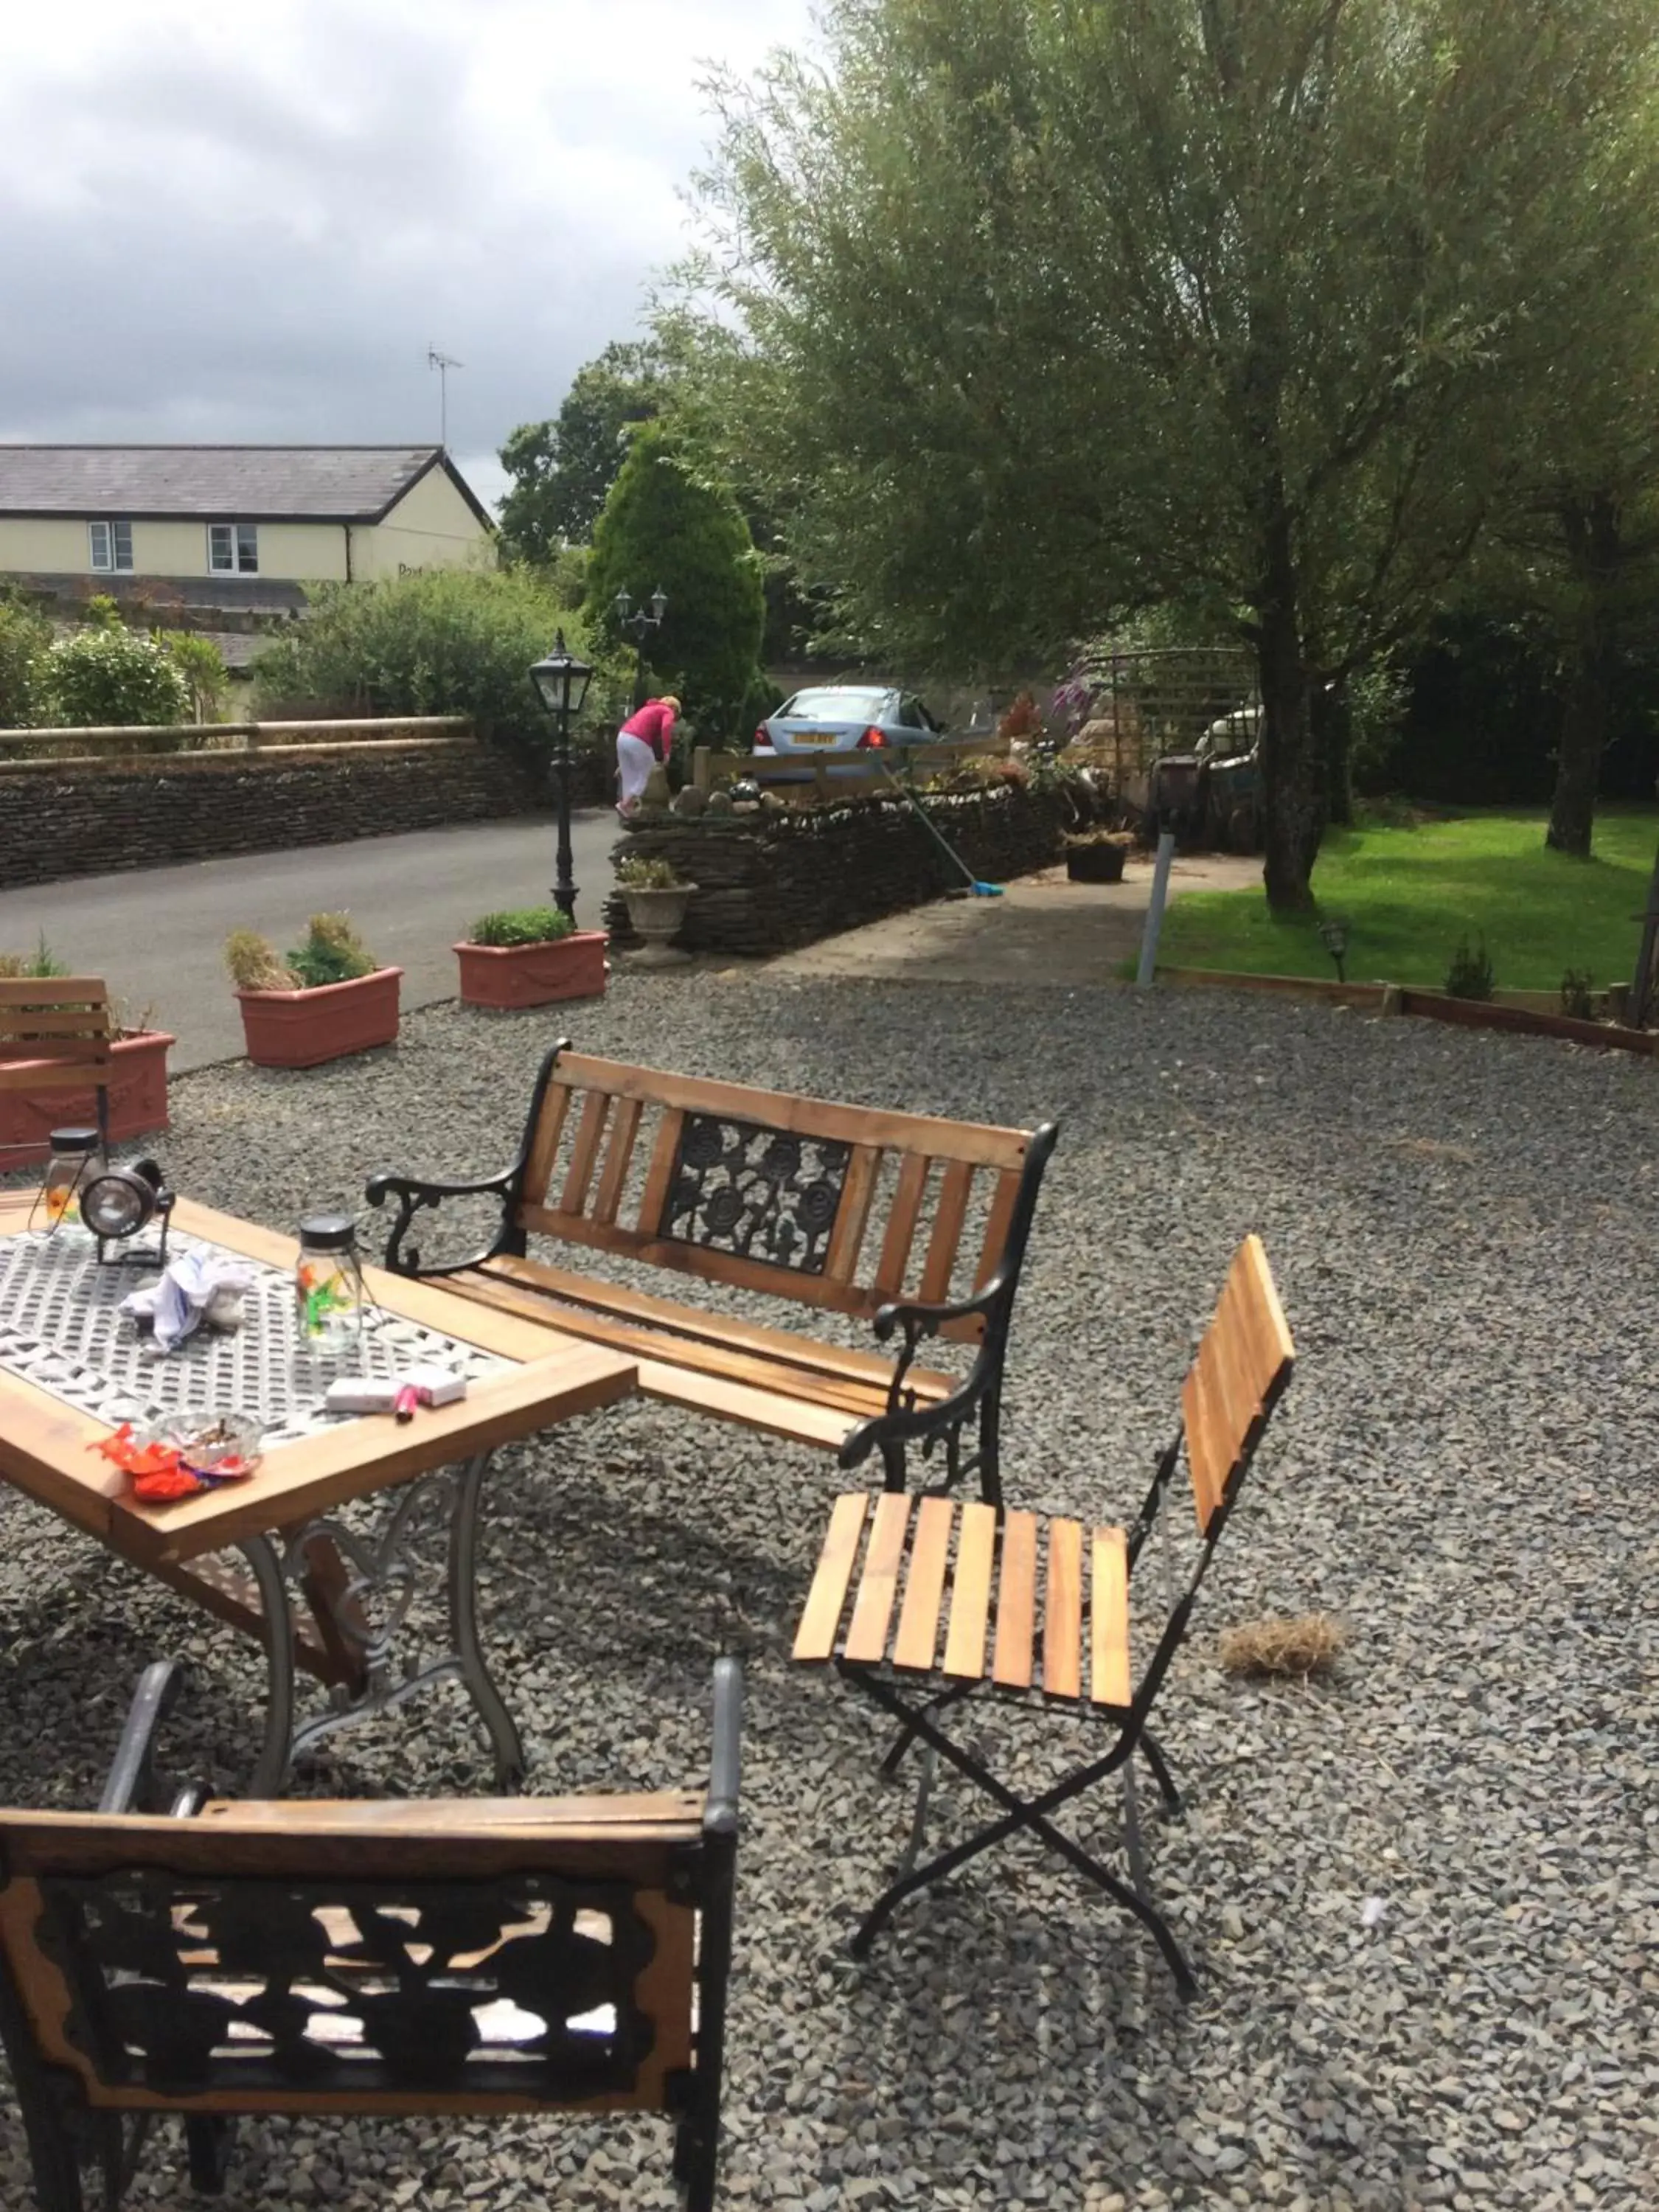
[[603, 782, 1069, 956], [0, 740, 552, 890]]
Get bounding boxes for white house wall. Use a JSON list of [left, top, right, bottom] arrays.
[[355, 466, 495, 578]]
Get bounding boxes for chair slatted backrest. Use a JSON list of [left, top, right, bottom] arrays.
[[0, 977, 113, 1097], [1180, 1234, 1295, 1537], [0, 1798, 712, 2117], [514, 1051, 1043, 1343]]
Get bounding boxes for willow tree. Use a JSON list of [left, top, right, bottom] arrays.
[[689, 0, 1659, 908]]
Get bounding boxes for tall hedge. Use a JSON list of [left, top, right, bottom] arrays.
[[582, 424, 765, 737], [254, 567, 603, 755]]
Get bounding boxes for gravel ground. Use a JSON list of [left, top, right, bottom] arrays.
[[2, 973, 1655, 2211]]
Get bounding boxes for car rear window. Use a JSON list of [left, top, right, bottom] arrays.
[[779, 689, 891, 720]]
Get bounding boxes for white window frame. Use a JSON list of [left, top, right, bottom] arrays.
[[208, 522, 259, 574], [88, 519, 133, 573]]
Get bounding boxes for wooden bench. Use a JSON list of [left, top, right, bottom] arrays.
[[793, 1235, 1295, 1994], [366, 1045, 1059, 1504], [0, 975, 113, 1156], [0, 1655, 741, 2211]]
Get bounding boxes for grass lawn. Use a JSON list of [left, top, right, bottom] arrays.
[[1158, 807, 1659, 992]]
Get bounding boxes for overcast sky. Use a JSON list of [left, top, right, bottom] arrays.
[[0, 0, 816, 506]]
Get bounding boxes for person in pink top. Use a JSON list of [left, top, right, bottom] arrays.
[[616, 695, 681, 815]]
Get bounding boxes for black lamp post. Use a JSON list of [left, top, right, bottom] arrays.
[[613, 585, 667, 708], [529, 629, 594, 922]]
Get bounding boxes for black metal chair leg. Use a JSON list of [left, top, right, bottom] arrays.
[[897, 1744, 937, 1877], [1138, 1729, 1184, 1816], [184, 2116, 234, 2195]]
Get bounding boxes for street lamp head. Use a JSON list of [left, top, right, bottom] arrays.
[[649, 584, 668, 623], [529, 629, 594, 718], [612, 588, 633, 622]]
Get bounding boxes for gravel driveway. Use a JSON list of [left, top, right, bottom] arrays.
[[1, 974, 1653, 2211]]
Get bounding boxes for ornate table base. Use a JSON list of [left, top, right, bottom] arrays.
[[236, 1451, 524, 1796]]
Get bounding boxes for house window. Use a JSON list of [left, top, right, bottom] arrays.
[[208, 523, 259, 574], [88, 520, 133, 573]]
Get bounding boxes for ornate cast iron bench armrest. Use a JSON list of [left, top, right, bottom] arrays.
[[839, 1279, 1012, 1494], [365, 1163, 521, 1277]]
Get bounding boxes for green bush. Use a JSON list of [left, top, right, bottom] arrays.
[[0, 933, 68, 979], [253, 566, 607, 757], [1444, 935, 1496, 1001], [583, 423, 765, 741], [163, 632, 230, 723], [0, 596, 51, 728], [43, 625, 189, 727], [616, 853, 686, 890], [467, 906, 574, 947], [285, 912, 378, 989]]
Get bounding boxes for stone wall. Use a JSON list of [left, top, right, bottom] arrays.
[[0, 740, 551, 890], [602, 781, 1069, 956]]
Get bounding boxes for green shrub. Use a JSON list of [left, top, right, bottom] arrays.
[[43, 625, 189, 727], [0, 596, 51, 728], [1444, 935, 1496, 1001], [162, 632, 230, 723], [467, 906, 574, 947], [254, 566, 602, 759], [286, 911, 378, 989], [583, 422, 765, 741], [0, 933, 68, 980]]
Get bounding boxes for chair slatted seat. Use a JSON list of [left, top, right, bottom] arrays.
[[791, 1235, 1295, 1996], [369, 1043, 1060, 1501]]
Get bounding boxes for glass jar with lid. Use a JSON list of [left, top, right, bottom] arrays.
[[35, 1127, 100, 1246], [294, 1213, 367, 1360]]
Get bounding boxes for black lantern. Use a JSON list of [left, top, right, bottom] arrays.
[[81, 1156, 175, 1267], [529, 628, 594, 922], [611, 586, 668, 709]]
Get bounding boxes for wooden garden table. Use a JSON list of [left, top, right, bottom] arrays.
[[0, 1192, 636, 1792]]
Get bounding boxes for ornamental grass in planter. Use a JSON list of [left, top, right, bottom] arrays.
[[0, 938, 174, 1164], [1064, 830, 1135, 884], [225, 913, 402, 1069], [455, 906, 607, 1009], [615, 854, 698, 968]]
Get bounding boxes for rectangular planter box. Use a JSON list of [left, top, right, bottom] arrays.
[[235, 967, 403, 1069], [454, 932, 607, 1010], [0, 1029, 175, 1166]]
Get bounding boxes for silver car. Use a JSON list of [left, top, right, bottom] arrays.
[[756, 685, 946, 773]]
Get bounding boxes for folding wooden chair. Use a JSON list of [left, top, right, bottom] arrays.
[[0, 975, 113, 1159], [793, 1234, 1294, 1996], [0, 1658, 742, 2211]]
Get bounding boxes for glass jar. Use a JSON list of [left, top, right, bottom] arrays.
[[38, 1127, 100, 1246], [294, 1213, 367, 1361]]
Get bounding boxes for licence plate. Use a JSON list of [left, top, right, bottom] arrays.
[[789, 729, 841, 747]]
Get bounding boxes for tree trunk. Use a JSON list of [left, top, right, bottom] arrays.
[[1255, 509, 1322, 911], [1545, 491, 1621, 858]]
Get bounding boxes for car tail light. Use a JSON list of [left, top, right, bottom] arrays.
[[753, 726, 774, 752], [857, 726, 888, 748]]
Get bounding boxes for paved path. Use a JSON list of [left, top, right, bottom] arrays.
[[765, 851, 1262, 987], [0, 813, 619, 1071]]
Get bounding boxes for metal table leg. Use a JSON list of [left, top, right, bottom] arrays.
[[239, 1449, 523, 1794]]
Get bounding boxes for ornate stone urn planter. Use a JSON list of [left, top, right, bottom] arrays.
[[620, 885, 697, 967]]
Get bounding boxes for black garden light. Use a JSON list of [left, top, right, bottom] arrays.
[[611, 585, 667, 710], [1317, 916, 1349, 984], [80, 1156, 175, 1267], [529, 629, 594, 923]]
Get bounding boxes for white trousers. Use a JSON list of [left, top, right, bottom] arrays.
[[616, 731, 657, 810]]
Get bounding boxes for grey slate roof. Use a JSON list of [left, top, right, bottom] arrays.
[[0, 446, 475, 522]]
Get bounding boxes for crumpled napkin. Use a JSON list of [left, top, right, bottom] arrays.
[[120, 1250, 256, 1354]]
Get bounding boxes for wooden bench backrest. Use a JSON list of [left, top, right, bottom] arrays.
[[0, 976, 112, 1092], [515, 1051, 1045, 1343], [0, 1796, 708, 2117], [1180, 1234, 1295, 1536]]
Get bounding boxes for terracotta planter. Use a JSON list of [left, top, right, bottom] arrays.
[[235, 967, 403, 1069], [621, 885, 697, 967], [0, 1029, 175, 1166], [454, 931, 607, 1010], [1066, 841, 1129, 884]]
